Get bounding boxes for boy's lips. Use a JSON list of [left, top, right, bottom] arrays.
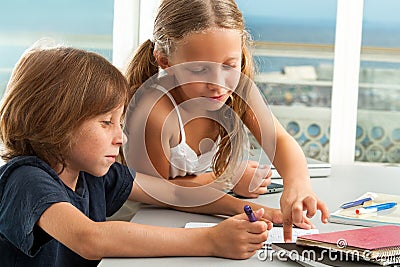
[[208, 94, 226, 101], [106, 155, 117, 161]]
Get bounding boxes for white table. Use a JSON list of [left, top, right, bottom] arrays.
[[99, 163, 400, 266]]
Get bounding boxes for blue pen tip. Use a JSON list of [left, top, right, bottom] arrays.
[[244, 205, 257, 222], [244, 205, 252, 214]]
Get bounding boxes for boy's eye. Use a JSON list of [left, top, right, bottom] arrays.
[[101, 121, 113, 126]]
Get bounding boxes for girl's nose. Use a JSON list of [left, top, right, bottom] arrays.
[[207, 81, 225, 92], [207, 69, 225, 89]]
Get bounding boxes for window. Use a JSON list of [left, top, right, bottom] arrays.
[[356, 0, 400, 163], [236, 0, 337, 162]]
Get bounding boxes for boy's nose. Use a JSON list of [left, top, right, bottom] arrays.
[[114, 130, 127, 146]]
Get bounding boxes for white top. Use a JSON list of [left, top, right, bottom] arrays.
[[155, 85, 219, 178]]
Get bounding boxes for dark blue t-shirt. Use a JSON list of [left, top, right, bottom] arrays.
[[0, 156, 134, 267]]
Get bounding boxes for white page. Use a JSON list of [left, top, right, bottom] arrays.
[[185, 222, 319, 243]]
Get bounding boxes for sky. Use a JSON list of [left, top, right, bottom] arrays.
[[236, 0, 337, 21], [1, 0, 400, 34], [236, 0, 400, 25], [0, 0, 114, 34]]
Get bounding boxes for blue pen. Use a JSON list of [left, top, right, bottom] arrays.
[[244, 205, 257, 222], [340, 197, 373, 209], [355, 202, 397, 215]]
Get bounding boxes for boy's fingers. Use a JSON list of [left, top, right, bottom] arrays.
[[234, 207, 264, 221]]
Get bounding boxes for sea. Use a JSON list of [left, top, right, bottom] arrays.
[[1, 2, 400, 95], [245, 17, 400, 72]]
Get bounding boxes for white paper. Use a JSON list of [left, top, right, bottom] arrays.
[[184, 222, 319, 243]]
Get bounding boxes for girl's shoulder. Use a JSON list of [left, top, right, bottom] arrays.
[[127, 84, 181, 139], [134, 88, 179, 124], [131, 86, 176, 114]]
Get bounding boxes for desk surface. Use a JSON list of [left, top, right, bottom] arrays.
[[99, 164, 400, 266]]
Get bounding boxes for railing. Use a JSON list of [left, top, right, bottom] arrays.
[[250, 41, 400, 164], [256, 79, 400, 164]]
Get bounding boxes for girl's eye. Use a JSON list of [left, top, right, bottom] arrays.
[[187, 66, 207, 74], [223, 64, 236, 70]]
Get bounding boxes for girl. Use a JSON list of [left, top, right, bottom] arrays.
[[124, 0, 329, 242], [0, 44, 274, 266]]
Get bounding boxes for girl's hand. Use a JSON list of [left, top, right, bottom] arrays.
[[232, 161, 272, 198], [279, 186, 329, 242], [260, 207, 315, 230], [208, 208, 270, 259]]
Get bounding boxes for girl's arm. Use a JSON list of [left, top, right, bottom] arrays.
[[242, 86, 329, 241], [129, 172, 314, 229], [37, 201, 269, 260]]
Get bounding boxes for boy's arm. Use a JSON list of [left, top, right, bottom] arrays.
[[37, 201, 268, 259]]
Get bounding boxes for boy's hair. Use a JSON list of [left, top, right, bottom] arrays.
[[0, 44, 129, 169], [125, 0, 255, 186]]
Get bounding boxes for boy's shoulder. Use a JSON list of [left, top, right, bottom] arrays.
[[0, 156, 54, 177], [0, 155, 60, 191], [105, 162, 135, 180]]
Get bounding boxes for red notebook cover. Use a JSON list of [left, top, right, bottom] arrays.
[[297, 225, 400, 250]]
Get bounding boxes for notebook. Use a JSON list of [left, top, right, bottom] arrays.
[[272, 243, 378, 267], [248, 148, 331, 178], [184, 222, 319, 243], [329, 192, 400, 227], [295, 225, 400, 266]]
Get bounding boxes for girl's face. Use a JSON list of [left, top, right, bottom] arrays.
[[65, 105, 126, 178], [166, 28, 242, 111]]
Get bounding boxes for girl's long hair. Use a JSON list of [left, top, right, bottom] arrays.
[[125, 0, 256, 187]]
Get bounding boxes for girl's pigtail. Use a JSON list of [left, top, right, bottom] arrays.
[[125, 39, 159, 99]]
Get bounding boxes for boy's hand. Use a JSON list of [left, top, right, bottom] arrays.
[[208, 208, 270, 259]]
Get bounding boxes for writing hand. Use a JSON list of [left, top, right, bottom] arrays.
[[209, 208, 270, 259]]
